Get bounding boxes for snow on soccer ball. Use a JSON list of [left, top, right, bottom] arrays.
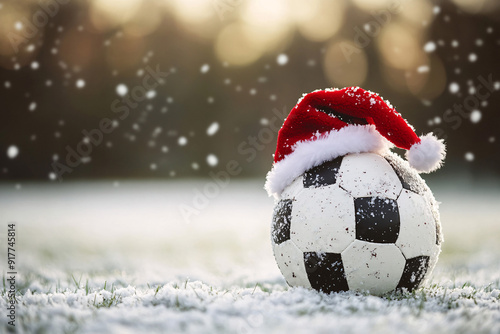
[[265, 87, 446, 295], [270, 152, 442, 295]]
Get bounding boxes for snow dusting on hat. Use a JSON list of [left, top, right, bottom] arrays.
[[265, 87, 446, 197]]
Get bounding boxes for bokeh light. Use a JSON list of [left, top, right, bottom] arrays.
[[377, 22, 425, 71], [90, 0, 143, 31], [323, 39, 368, 87], [0, 0, 499, 179], [215, 23, 263, 66], [293, 0, 345, 42]]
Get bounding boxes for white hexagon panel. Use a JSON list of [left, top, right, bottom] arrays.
[[291, 185, 355, 253], [272, 240, 311, 288], [342, 240, 406, 295], [280, 175, 305, 200], [339, 153, 402, 200], [396, 190, 437, 259]]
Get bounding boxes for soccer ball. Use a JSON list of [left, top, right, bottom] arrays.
[[271, 152, 442, 295]]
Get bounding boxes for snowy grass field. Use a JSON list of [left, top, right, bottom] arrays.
[[1, 178, 500, 333]]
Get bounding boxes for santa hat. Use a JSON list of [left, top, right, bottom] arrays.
[[265, 86, 446, 197]]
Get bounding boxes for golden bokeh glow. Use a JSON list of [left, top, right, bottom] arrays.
[[323, 39, 368, 87], [377, 23, 425, 70], [451, 0, 494, 13], [0, 3, 31, 57], [241, 0, 293, 52], [351, 0, 397, 11], [215, 23, 263, 66], [293, 0, 345, 42], [90, 0, 143, 31], [399, 0, 434, 26], [122, 1, 162, 37], [170, 0, 216, 24]]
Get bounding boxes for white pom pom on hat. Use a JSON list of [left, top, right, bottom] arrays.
[[265, 86, 446, 197], [407, 133, 446, 173]]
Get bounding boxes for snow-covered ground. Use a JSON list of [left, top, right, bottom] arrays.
[[1, 178, 499, 333]]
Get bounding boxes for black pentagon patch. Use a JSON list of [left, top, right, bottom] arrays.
[[271, 199, 293, 245], [396, 256, 430, 292], [355, 197, 400, 243], [303, 157, 343, 188], [385, 155, 422, 194], [303, 252, 349, 293]]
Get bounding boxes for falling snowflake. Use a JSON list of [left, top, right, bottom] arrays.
[[206, 122, 220, 136], [76, 79, 85, 88], [200, 64, 210, 73], [470, 110, 481, 123], [206, 154, 218, 167], [276, 54, 288, 66], [7, 145, 19, 159], [449, 82, 460, 94], [423, 41, 436, 52], [116, 84, 128, 96]]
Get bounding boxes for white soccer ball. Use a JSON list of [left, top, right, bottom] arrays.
[[271, 152, 442, 295]]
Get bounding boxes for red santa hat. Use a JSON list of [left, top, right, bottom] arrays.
[[265, 86, 446, 197]]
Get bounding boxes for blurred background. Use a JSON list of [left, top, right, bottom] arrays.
[[1, 4, 500, 331], [0, 0, 499, 182]]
